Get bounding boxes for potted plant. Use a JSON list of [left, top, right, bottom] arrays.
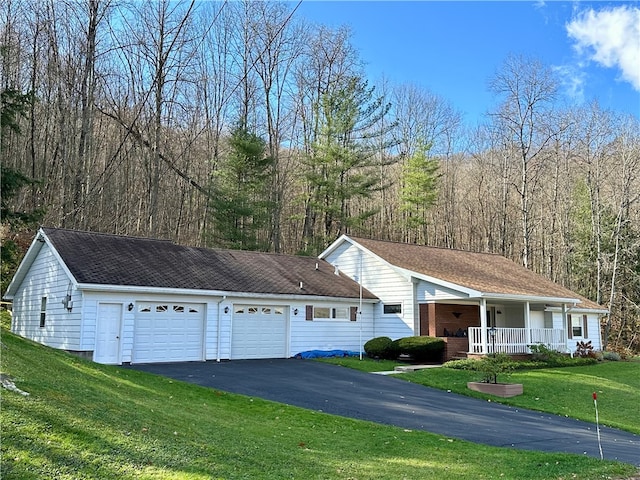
[[467, 353, 523, 397]]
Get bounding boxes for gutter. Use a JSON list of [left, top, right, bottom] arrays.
[[479, 292, 582, 304], [75, 283, 379, 303]]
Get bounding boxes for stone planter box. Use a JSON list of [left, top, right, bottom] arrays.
[[467, 381, 523, 398]]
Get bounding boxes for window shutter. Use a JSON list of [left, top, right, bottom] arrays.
[[305, 305, 313, 321], [567, 314, 573, 339], [583, 315, 588, 338], [350, 306, 358, 322]]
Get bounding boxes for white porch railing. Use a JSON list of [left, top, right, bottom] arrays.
[[468, 327, 566, 354]]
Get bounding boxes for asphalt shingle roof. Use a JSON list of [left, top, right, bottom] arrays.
[[349, 236, 603, 309], [43, 228, 376, 299]]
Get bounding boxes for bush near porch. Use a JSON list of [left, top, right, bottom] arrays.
[[364, 336, 445, 363]]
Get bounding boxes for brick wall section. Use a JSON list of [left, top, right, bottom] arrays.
[[432, 304, 479, 337], [442, 337, 469, 361]]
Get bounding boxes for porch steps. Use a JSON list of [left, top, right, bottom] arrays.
[[394, 364, 442, 372]]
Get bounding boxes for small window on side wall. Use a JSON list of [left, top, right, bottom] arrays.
[[568, 314, 584, 338], [383, 303, 402, 315], [40, 297, 47, 327]]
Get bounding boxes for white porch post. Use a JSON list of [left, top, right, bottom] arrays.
[[480, 298, 488, 354], [524, 301, 531, 350]]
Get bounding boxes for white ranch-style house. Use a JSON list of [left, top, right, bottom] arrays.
[[321, 235, 607, 360], [5, 228, 606, 364]]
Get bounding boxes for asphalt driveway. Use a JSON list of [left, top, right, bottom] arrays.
[[128, 358, 640, 466]]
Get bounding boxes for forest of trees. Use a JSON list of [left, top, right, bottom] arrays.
[[2, 0, 638, 353]]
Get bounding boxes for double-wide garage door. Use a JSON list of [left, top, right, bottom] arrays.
[[133, 302, 204, 363], [231, 305, 287, 359]]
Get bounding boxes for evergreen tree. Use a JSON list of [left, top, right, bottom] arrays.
[[399, 142, 440, 240], [207, 124, 274, 251], [301, 76, 396, 253]]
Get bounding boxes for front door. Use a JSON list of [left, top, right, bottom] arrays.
[[95, 303, 122, 364]]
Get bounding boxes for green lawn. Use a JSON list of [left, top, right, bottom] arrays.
[[1, 329, 638, 480], [318, 356, 640, 435]]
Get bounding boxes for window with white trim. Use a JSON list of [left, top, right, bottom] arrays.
[[568, 314, 588, 338], [383, 303, 402, 315], [39, 297, 47, 327], [306, 305, 358, 321]]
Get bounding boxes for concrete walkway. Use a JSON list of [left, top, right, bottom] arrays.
[[128, 358, 640, 467]]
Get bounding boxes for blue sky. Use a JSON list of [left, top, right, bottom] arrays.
[[295, 1, 640, 126]]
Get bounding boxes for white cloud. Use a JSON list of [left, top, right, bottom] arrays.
[[554, 63, 586, 103], [566, 5, 640, 91]]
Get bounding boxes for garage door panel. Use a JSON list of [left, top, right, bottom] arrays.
[[133, 302, 204, 363], [231, 305, 287, 359]]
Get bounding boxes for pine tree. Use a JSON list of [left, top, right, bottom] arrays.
[[399, 142, 440, 241], [301, 76, 396, 253], [207, 124, 274, 251]]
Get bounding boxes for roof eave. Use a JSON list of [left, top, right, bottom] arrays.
[[545, 304, 609, 314], [481, 292, 582, 304], [404, 269, 480, 297], [76, 283, 379, 303]]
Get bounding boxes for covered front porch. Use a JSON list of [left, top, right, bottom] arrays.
[[419, 300, 570, 361]]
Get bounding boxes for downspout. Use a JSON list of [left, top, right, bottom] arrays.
[[598, 313, 604, 351]]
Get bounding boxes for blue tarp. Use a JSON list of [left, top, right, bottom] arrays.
[[294, 350, 361, 359]]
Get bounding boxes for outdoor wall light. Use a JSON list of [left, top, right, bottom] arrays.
[[293, 308, 298, 316], [127, 303, 134, 311], [452, 311, 462, 318], [224, 306, 229, 314]]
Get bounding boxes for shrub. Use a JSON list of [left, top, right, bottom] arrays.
[[364, 336, 400, 360], [529, 343, 565, 363], [475, 353, 516, 384], [392, 336, 445, 363], [605, 344, 634, 360], [442, 358, 480, 370], [575, 340, 597, 358], [603, 351, 621, 361]]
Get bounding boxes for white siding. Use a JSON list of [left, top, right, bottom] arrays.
[[10, 244, 83, 350], [217, 300, 232, 360], [324, 241, 414, 338], [415, 281, 466, 301], [551, 311, 602, 352], [288, 300, 375, 355]]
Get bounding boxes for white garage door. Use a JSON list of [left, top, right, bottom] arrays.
[[231, 305, 287, 359], [133, 302, 204, 363]]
